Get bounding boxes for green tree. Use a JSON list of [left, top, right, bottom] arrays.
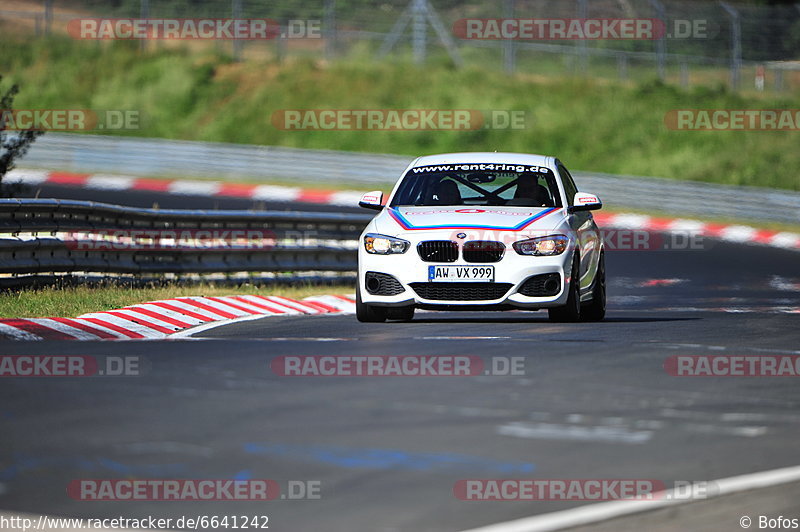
[[0, 76, 45, 197]]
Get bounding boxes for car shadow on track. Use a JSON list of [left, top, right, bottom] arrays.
[[407, 316, 701, 324]]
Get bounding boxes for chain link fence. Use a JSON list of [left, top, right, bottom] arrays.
[[2, 0, 799, 91]]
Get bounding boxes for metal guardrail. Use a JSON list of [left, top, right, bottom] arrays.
[[0, 199, 372, 275], [18, 133, 800, 225]]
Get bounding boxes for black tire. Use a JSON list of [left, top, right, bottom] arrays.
[[581, 252, 606, 322], [387, 306, 415, 321], [356, 284, 387, 323], [548, 253, 581, 323]]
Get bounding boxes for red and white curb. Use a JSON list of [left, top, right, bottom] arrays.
[[592, 212, 800, 252], [0, 294, 356, 341], [7, 169, 800, 252], [6, 169, 366, 207]]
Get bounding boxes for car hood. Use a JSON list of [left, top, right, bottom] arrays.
[[373, 206, 567, 238]]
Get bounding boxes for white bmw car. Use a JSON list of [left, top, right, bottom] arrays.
[[356, 152, 605, 323]]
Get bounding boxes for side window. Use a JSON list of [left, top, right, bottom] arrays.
[[557, 163, 578, 206]]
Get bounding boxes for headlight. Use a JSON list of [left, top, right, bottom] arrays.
[[364, 233, 410, 254], [513, 235, 569, 256]]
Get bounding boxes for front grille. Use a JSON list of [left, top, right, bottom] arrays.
[[518, 273, 561, 297], [365, 272, 405, 296], [463, 241, 505, 263], [410, 282, 512, 301], [417, 241, 458, 262]]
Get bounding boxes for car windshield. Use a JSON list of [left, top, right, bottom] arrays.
[[390, 164, 562, 208]]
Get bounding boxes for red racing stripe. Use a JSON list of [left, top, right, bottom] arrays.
[[49, 317, 119, 340], [752, 230, 778, 244], [132, 178, 172, 192], [253, 295, 313, 313], [123, 307, 193, 329], [149, 301, 216, 322], [230, 296, 286, 314], [0, 319, 78, 340], [216, 183, 258, 197], [104, 311, 175, 334], [300, 300, 339, 313], [174, 298, 237, 319], [48, 172, 90, 186], [297, 189, 335, 203], [206, 297, 260, 315], [81, 317, 145, 339]]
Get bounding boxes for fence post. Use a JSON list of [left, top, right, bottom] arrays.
[[720, 2, 742, 90], [648, 0, 666, 80], [43, 0, 53, 36], [577, 0, 588, 75], [617, 53, 628, 81], [277, 26, 286, 63], [139, 0, 149, 51], [412, 0, 427, 64], [378, 0, 461, 66], [232, 0, 243, 61], [324, 0, 336, 61], [503, 0, 516, 74], [680, 60, 689, 87]]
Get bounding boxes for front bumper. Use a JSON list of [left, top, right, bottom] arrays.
[[357, 237, 575, 309]]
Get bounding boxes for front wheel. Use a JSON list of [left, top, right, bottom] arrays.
[[548, 253, 581, 323], [356, 284, 387, 323], [581, 252, 606, 322]]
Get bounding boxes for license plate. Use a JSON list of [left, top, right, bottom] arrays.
[[428, 265, 494, 282]]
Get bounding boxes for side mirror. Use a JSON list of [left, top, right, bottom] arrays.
[[359, 191, 384, 211], [569, 192, 602, 213]]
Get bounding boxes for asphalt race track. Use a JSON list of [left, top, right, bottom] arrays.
[[1, 186, 799, 531]]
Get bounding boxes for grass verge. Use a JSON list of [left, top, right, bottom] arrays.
[[0, 282, 354, 318], [2, 37, 800, 191]]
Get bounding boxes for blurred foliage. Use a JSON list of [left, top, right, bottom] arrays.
[[0, 76, 45, 196], [1, 37, 799, 190]]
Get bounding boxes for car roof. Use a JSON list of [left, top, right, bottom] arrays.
[[411, 152, 553, 168]]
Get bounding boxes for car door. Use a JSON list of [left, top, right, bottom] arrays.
[[556, 161, 599, 295]]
